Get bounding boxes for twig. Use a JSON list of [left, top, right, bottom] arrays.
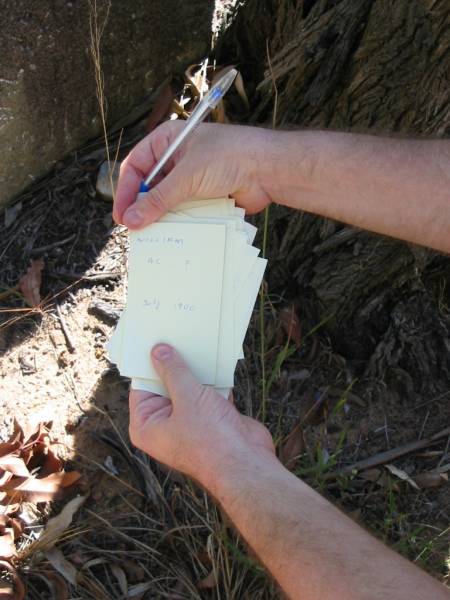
[[30, 234, 76, 255], [56, 303, 76, 353], [327, 426, 450, 479], [50, 271, 121, 282], [89, 299, 122, 323], [414, 390, 450, 410], [85, 509, 160, 556]]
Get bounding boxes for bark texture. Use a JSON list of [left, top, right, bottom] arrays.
[[220, 0, 450, 398]]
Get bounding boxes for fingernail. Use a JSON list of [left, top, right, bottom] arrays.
[[152, 344, 172, 361], [124, 207, 143, 227]]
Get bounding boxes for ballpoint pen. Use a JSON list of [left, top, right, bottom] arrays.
[[138, 68, 238, 193]]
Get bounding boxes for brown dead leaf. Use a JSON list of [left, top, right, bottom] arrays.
[[0, 560, 25, 600], [413, 472, 448, 489], [278, 423, 305, 471], [18, 258, 44, 307], [0, 457, 30, 478], [233, 70, 250, 109], [146, 80, 174, 133], [359, 468, 397, 490], [385, 464, 419, 491], [197, 570, 217, 590], [111, 564, 128, 595], [0, 529, 15, 560], [211, 65, 250, 110], [45, 547, 78, 587], [38, 448, 63, 478], [279, 305, 301, 347], [1, 471, 81, 503], [212, 99, 227, 123], [0, 472, 13, 487], [121, 560, 146, 584], [0, 513, 24, 560], [0, 436, 22, 459], [1, 421, 78, 505], [0, 518, 22, 541], [127, 582, 153, 598], [35, 571, 69, 600], [40, 495, 86, 549], [185, 61, 209, 99], [0, 582, 15, 599]]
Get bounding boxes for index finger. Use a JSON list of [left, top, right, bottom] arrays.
[[113, 136, 158, 224], [113, 122, 184, 224]]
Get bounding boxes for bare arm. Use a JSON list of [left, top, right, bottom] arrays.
[[261, 130, 450, 253], [129, 346, 450, 600], [114, 122, 450, 254], [210, 452, 448, 600]]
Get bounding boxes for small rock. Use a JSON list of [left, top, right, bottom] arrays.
[[96, 161, 121, 201], [104, 455, 119, 476]]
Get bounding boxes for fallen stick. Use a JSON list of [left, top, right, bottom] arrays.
[[56, 303, 76, 353], [30, 234, 76, 255], [50, 271, 121, 282], [327, 426, 450, 479]]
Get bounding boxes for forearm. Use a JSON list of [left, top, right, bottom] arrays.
[[209, 454, 448, 599], [259, 130, 450, 253]]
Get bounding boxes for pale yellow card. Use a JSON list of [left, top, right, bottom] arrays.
[[120, 222, 226, 384]]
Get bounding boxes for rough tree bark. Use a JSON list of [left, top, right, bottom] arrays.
[[220, 0, 450, 399]]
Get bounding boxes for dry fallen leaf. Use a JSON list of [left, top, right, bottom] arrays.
[[0, 456, 30, 478], [197, 570, 217, 590], [385, 464, 420, 491], [45, 547, 78, 587], [211, 65, 250, 110], [0, 560, 25, 600], [127, 582, 153, 598], [36, 571, 69, 600], [279, 305, 302, 347], [40, 495, 86, 549], [18, 258, 44, 307], [359, 468, 398, 491], [278, 422, 305, 471], [413, 471, 448, 489], [0, 421, 80, 506], [146, 80, 174, 133], [185, 60, 209, 99], [1, 471, 81, 503], [0, 529, 15, 560], [233, 70, 250, 109], [111, 564, 128, 595]]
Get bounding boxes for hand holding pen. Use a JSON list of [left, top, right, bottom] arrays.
[[112, 68, 277, 230]]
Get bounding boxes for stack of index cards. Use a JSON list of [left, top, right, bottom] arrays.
[[107, 198, 267, 398]]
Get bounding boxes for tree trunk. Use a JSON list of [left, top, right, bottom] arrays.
[[219, 0, 450, 398]]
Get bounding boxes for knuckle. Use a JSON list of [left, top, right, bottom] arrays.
[[164, 358, 187, 381], [146, 187, 168, 215]]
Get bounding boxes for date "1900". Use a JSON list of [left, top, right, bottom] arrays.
[[143, 298, 195, 312]]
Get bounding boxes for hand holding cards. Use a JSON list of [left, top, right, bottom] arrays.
[[107, 197, 266, 398]]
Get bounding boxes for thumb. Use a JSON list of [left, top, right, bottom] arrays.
[[122, 167, 188, 229], [151, 344, 203, 404]]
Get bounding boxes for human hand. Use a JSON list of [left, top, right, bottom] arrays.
[[128, 344, 275, 489], [113, 121, 273, 229]]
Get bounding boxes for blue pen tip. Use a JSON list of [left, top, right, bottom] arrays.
[[139, 181, 150, 193]]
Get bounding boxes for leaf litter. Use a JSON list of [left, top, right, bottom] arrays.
[[0, 419, 81, 598], [18, 260, 44, 308]]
